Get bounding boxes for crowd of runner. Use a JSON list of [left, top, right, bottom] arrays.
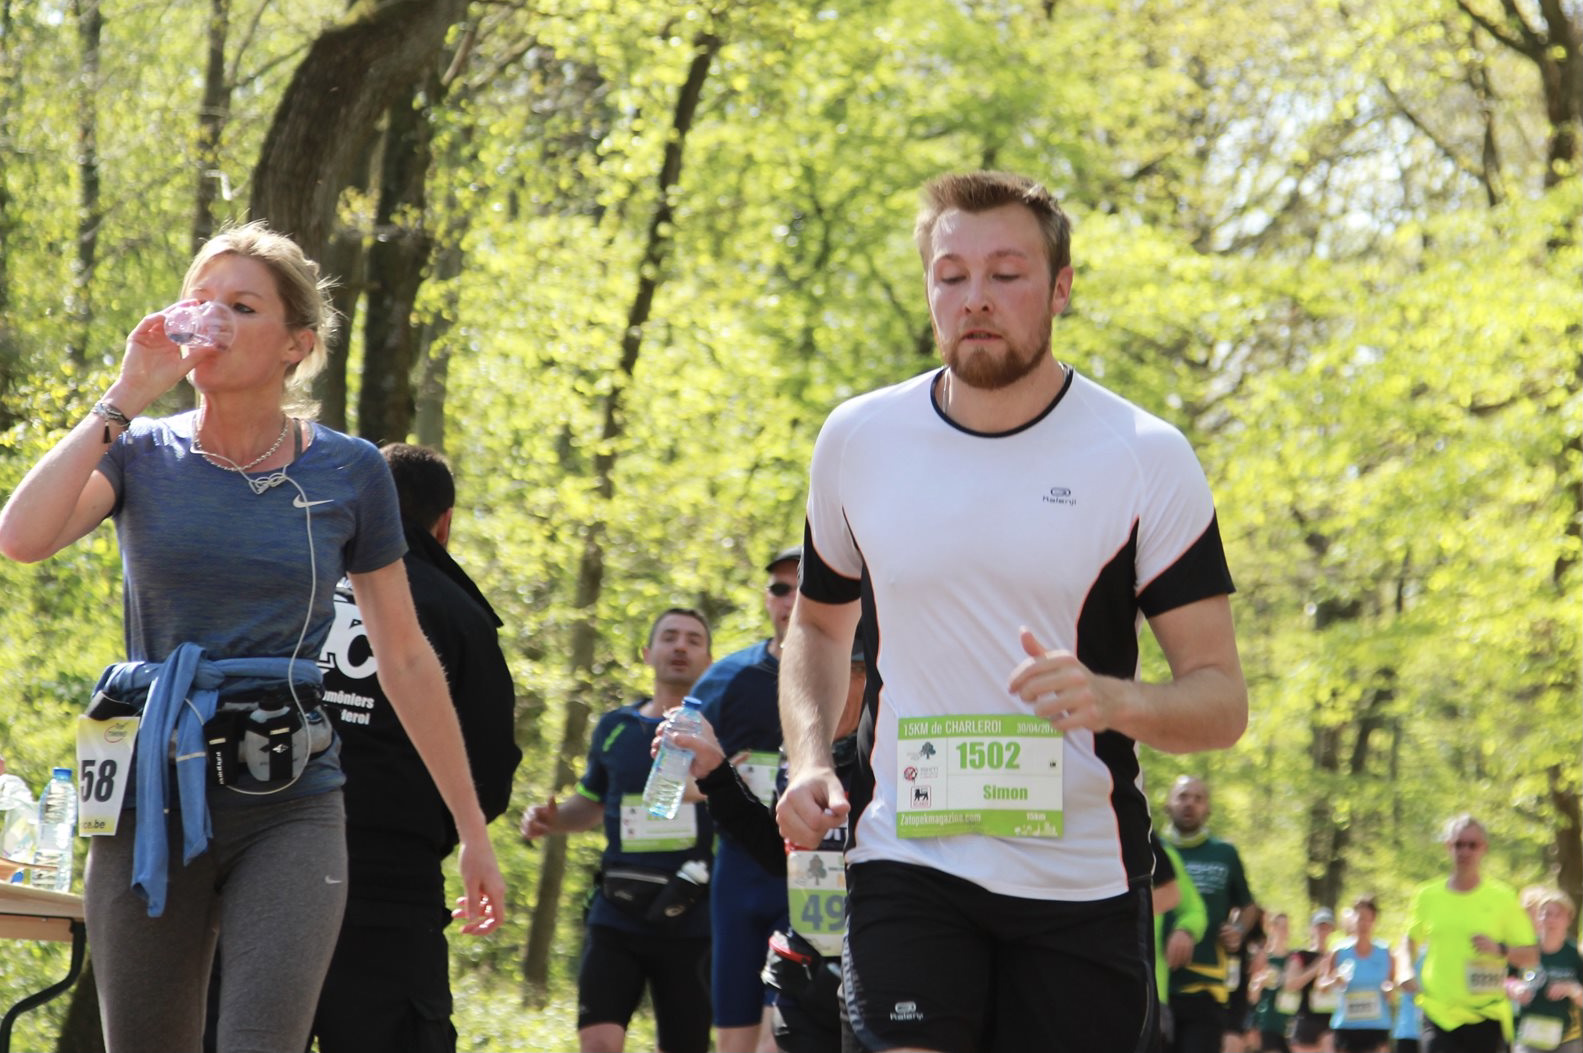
[[4, 168, 1573, 1053], [1157, 806, 1581, 1053], [543, 598, 1582, 1053]]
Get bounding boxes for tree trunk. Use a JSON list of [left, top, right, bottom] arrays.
[[1534, 0, 1581, 187], [247, 0, 468, 263], [1305, 721, 1344, 910], [357, 75, 437, 446], [67, 0, 102, 368], [1551, 766, 1583, 914], [1301, 590, 1392, 912], [1304, 690, 1388, 913], [1452, 0, 1581, 187], [317, 228, 364, 431], [0, 0, 24, 427], [312, 124, 380, 431], [521, 566, 604, 1002], [520, 28, 722, 998], [409, 21, 483, 450], [1549, 344, 1582, 909], [413, 236, 463, 449], [191, 0, 230, 253]]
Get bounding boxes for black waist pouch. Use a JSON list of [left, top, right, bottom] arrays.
[[203, 692, 332, 790], [600, 866, 670, 918], [644, 869, 706, 925], [600, 865, 706, 927]]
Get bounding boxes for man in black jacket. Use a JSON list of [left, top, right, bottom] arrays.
[[311, 442, 522, 1053], [662, 626, 872, 1053]]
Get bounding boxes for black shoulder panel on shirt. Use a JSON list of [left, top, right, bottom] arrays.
[[1138, 513, 1236, 619]]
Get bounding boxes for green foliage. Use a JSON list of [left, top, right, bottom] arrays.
[[0, 0, 1577, 1045]]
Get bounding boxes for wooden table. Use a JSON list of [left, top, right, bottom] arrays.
[[0, 880, 86, 1053]]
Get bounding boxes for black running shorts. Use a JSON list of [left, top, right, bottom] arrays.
[[843, 860, 1156, 1053], [1332, 1028, 1390, 1053], [576, 922, 712, 1053]]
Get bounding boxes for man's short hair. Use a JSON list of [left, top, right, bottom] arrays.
[[381, 442, 455, 531], [914, 170, 1072, 283], [647, 607, 712, 650], [1441, 813, 1487, 844]]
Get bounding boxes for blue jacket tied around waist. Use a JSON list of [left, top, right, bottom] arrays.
[[91, 642, 324, 917]]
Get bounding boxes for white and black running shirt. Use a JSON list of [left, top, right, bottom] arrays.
[[800, 367, 1234, 901]]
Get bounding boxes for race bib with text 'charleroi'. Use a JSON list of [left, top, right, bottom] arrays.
[[895, 713, 1063, 839]]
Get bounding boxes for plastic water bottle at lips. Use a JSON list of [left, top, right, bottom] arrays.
[[642, 697, 704, 820], [30, 767, 77, 892]]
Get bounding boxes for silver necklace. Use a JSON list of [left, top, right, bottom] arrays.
[[192, 415, 291, 474]]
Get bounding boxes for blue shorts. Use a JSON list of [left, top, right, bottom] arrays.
[[710, 839, 790, 1027]]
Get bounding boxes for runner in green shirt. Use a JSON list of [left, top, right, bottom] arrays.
[[1511, 888, 1583, 1053], [1248, 912, 1293, 1052], [1166, 775, 1262, 1053]]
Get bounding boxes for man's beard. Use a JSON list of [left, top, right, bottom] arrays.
[[655, 665, 698, 691], [942, 328, 1051, 391]]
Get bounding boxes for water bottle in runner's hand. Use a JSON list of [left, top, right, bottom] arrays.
[[643, 697, 704, 820]]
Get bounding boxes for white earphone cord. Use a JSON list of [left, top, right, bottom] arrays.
[[227, 464, 318, 796]]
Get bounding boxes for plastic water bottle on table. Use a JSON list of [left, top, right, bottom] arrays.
[[31, 767, 77, 892]]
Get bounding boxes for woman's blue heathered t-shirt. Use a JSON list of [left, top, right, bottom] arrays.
[[97, 410, 406, 801], [100, 411, 405, 661]]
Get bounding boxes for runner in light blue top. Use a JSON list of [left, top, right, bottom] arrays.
[[1322, 896, 1396, 1053]]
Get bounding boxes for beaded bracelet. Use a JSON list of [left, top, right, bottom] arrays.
[[92, 400, 131, 443]]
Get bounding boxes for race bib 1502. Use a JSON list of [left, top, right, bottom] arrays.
[[895, 714, 1063, 839]]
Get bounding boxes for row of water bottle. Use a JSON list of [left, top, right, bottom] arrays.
[[0, 766, 77, 891]]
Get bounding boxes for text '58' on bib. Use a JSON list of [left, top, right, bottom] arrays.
[[77, 714, 140, 835]]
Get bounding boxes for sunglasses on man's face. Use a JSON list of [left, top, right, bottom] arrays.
[[766, 582, 794, 597]]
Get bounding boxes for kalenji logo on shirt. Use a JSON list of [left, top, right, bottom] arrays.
[[890, 1001, 924, 1022], [1042, 486, 1077, 506]]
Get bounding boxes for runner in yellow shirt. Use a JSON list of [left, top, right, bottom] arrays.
[[1400, 815, 1538, 1053]]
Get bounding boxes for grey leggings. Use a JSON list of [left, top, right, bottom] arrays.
[[84, 791, 348, 1053]]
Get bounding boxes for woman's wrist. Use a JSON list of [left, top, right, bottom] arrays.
[[100, 381, 152, 420], [90, 400, 131, 431]]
